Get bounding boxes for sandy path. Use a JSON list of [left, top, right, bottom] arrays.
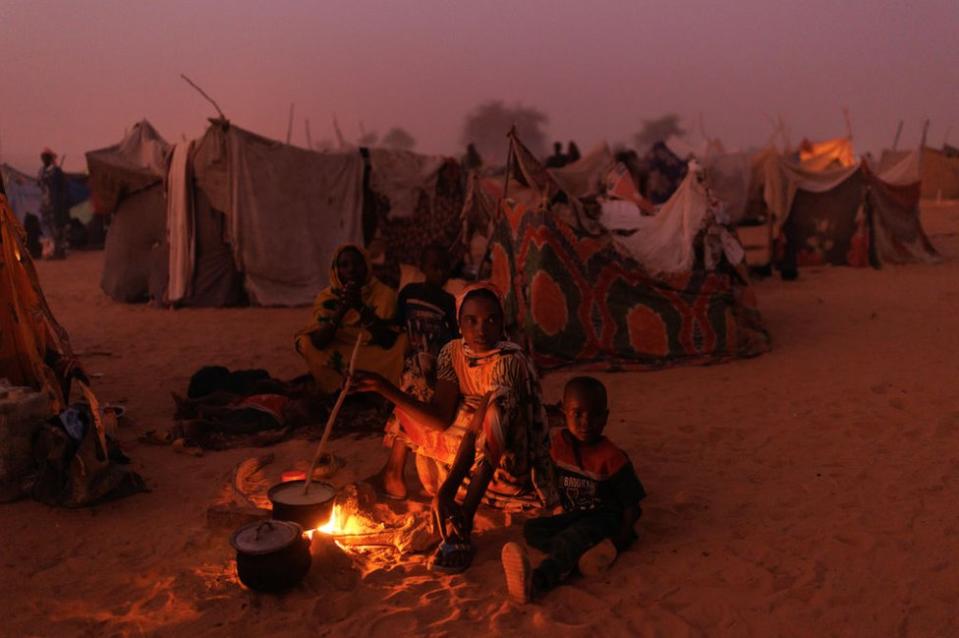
[[2, 205, 959, 637]]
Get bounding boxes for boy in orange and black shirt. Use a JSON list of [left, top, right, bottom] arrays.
[[502, 376, 646, 604]]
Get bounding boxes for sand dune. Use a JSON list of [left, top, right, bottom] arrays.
[[2, 204, 959, 637]]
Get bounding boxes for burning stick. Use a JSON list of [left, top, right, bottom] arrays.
[[303, 332, 363, 494]]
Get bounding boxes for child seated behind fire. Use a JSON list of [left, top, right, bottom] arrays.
[[395, 245, 457, 398], [501, 376, 646, 604]]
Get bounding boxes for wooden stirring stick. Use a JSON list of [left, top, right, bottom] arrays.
[[303, 331, 363, 494]]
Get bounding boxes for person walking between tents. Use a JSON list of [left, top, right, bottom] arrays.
[[38, 148, 69, 259]]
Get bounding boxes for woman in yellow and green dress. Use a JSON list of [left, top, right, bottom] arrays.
[[295, 245, 406, 395]]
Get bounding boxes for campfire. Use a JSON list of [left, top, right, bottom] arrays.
[[307, 484, 436, 555]]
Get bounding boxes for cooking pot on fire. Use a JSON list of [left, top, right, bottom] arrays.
[[267, 479, 336, 530]]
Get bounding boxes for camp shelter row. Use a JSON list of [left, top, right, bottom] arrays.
[[661, 135, 940, 271], [0, 163, 94, 228], [463, 130, 772, 371], [88, 120, 465, 306]]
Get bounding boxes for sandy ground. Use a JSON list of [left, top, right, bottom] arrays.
[[3, 204, 959, 637]]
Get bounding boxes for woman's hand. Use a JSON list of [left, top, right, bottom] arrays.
[[349, 370, 386, 394], [337, 284, 364, 310], [358, 303, 378, 326]]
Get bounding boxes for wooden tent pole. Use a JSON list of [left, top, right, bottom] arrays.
[[286, 103, 295, 145], [502, 127, 515, 206], [180, 74, 226, 120], [892, 120, 904, 150]]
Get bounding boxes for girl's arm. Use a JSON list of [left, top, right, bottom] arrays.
[[352, 372, 459, 431]]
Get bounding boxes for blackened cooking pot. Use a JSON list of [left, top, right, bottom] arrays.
[[230, 519, 311, 592]]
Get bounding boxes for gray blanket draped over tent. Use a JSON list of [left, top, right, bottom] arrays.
[[86, 121, 171, 302], [192, 123, 364, 306]]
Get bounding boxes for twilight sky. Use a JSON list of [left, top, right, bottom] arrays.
[[1, 0, 956, 171]]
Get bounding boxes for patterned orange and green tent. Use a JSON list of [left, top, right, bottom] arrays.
[[484, 131, 770, 371]]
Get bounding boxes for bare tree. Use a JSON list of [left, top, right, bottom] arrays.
[[381, 127, 417, 151], [461, 100, 549, 162], [634, 114, 685, 152]]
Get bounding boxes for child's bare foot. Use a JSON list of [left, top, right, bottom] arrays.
[[501, 542, 532, 604], [577, 538, 617, 577]]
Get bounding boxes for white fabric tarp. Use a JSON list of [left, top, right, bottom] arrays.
[[369, 149, 445, 219], [876, 149, 920, 186], [703, 152, 753, 223], [222, 126, 364, 306], [165, 142, 195, 304], [549, 143, 615, 199], [613, 173, 712, 274]]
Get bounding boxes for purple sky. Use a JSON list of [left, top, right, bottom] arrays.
[[1, 0, 957, 171]]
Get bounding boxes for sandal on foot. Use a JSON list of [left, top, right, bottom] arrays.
[[501, 542, 532, 604], [430, 540, 474, 574]]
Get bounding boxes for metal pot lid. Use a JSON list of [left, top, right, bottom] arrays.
[[230, 519, 303, 555]]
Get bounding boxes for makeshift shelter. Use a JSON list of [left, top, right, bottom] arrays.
[[1, 185, 147, 505], [485, 131, 769, 370], [798, 137, 856, 171], [1, 164, 42, 224], [762, 150, 939, 270], [86, 120, 171, 302], [363, 148, 466, 285], [0, 190, 77, 412], [89, 119, 368, 307], [187, 121, 364, 306], [878, 147, 959, 200], [548, 143, 616, 199], [1, 164, 91, 227]]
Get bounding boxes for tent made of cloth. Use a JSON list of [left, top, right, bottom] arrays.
[[1, 163, 42, 224], [0, 190, 77, 413], [99, 182, 166, 302], [363, 148, 466, 285], [1, 164, 92, 226], [878, 147, 959, 200], [548, 143, 616, 199], [487, 198, 769, 370], [610, 171, 746, 276], [86, 119, 171, 214], [764, 153, 939, 270], [483, 131, 769, 370], [190, 121, 364, 306], [798, 137, 856, 172]]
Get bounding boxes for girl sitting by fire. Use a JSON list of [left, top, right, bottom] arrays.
[[351, 282, 557, 573]]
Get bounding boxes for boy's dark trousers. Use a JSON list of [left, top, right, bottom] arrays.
[[523, 509, 622, 590]]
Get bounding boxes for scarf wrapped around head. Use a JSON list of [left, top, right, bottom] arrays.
[[306, 243, 396, 328], [455, 281, 505, 319], [329, 243, 373, 292], [455, 281, 512, 357]]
